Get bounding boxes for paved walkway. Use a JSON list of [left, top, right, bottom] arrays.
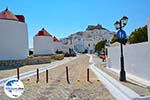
[[89, 54, 150, 100], [0, 54, 114, 100]]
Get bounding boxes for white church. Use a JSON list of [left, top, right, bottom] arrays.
[[0, 8, 28, 60]]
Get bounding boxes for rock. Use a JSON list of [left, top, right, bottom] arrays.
[[86, 24, 105, 30]]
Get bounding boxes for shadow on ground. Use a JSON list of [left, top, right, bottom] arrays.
[[0, 65, 23, 70]]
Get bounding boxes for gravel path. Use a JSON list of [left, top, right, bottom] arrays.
[[0, 56, 74, 79], [0, 56, 77, 87], [0, 54, 114, 100]]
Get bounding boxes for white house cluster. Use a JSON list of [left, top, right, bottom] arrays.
[[0, 8, 114, 61]]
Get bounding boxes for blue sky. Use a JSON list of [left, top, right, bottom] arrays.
[[0, 0, 150, 48]]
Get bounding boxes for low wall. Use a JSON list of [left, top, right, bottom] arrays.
[[107, 42, 150, 81], [0, 54, 64, 67]]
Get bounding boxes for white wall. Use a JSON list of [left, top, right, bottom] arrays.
[[84, 39, 95, 53], [33, 36, 54, 56], [107, 32, 150, 82], [107, 42, 150, 81], [75, 39, 85, 52], [53, 42, 63, 52], [61, 44, 70, 53], [0, 19, 28, 60], [107, 17, 150, 81]]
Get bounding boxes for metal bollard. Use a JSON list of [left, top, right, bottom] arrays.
[[17, 67, 19, 80], [66, 66, 70, 84], [87, 68, 90, 82], [36, 68, 39, 83], [46, 70, 48, 83]]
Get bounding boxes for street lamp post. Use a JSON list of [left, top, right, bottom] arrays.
[[114, 16, 128, 81]]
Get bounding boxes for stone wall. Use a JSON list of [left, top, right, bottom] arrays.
[[0, 54, 64, 67]]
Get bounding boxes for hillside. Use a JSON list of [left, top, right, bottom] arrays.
[[60, 24, 114, 46]]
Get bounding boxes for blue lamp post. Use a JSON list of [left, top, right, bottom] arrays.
[[114, 16, 128, 81]]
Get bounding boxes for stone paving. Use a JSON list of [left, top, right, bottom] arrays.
[[93, 55, 150, 97], [0, 54, 114, 100]]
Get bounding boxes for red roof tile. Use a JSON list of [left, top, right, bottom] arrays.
[[0, 8, 19, 21], [35, 28, 52, 37], [16, 15, 25, 22], [53, 36, 59, 42]]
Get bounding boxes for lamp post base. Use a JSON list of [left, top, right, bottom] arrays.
[[120, 70, 126, 81]]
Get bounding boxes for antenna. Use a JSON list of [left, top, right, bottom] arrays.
[[5, 6, 8, 11]]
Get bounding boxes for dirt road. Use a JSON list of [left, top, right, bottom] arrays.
[[0, 54, 114, 100]]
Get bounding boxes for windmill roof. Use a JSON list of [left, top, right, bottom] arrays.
[[35, 28, 52, 37], [53, 36, 59, 42], [0, 8, 19, 21]]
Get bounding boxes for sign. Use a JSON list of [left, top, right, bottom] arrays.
[[117, 30, 126, 40], [4, 78, 24, 98]]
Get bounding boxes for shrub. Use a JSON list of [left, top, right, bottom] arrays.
[[56, 50, 64, 54], [29, 50, 33, 55], [53, 54, 64, 60]]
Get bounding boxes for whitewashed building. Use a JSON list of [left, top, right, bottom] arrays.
[[73, 38, 95, 53], [33, 28, 54, 56], [53, 36, 63, 52], [0, 8, 28, 60], [60, 26, 114, 54], [59, 38, 73, 53]]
